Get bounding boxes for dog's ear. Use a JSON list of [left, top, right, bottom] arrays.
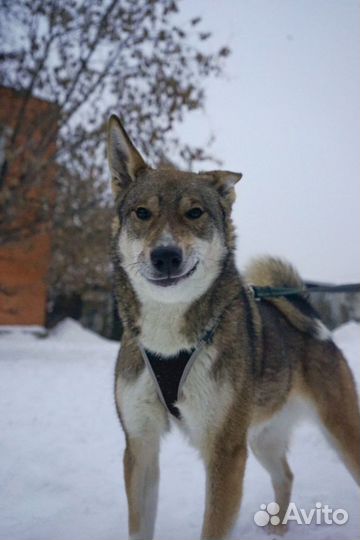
[[107, 114, 148, 196], [203, 170, 243, 206]]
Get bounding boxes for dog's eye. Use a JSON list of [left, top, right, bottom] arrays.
[[135, 207, 152, 221], [185, 207, 204, 220]]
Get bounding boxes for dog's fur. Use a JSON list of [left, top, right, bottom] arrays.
[[107, 114, 360, 540]]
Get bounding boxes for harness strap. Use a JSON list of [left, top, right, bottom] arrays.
[[138, 322, 219, 418]]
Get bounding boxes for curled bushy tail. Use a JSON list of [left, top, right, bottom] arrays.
[[245, 256, 331, 339]]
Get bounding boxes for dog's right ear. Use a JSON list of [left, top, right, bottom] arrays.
[[107, 114, 148, 196]]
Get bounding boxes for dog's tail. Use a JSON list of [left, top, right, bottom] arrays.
[[245, 256, 331, 340]]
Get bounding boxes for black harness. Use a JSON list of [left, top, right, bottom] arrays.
[[138, 328, 217, 419], [143, 348, 194, 418]]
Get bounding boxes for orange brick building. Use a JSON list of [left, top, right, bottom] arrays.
[[0, 86, 58, 326]]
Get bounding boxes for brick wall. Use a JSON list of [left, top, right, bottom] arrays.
[[0, 86, 58, 326]]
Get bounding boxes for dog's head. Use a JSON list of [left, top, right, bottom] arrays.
[[108, 114, 242, 304]]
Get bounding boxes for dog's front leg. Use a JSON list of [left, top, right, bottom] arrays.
[[201, 438, 248, 540], [116, 364, 167, 540], [124, 436, 160, 540]]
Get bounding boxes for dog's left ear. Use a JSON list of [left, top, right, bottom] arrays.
[[203, 170, 243, 206]]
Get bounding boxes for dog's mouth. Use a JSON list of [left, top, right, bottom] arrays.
[[146, 261, 199, 287]]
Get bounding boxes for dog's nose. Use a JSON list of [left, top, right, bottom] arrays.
[[150, 246, 183, 275]]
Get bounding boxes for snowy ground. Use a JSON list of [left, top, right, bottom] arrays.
[[0, 318, 359, 540]]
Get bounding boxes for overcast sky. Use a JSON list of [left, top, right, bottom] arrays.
[[176, 0, 360, 283]]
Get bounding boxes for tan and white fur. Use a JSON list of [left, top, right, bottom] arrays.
[[107, 114, 360, 540]]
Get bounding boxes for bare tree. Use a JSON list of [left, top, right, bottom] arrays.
[[0, 0, 229, 295]]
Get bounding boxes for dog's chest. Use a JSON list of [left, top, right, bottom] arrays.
[[174, 347, 233, 453], [138, 303, 233, 453]]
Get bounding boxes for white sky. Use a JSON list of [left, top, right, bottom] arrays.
[[177, 0, 360, 283]]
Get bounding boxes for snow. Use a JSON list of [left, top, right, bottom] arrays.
[[0, 318, 359, 540], [49, 318, 111, 345]]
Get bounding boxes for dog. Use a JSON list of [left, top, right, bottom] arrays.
[[107, 114, 360, 540]]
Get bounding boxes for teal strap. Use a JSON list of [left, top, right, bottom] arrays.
[[250, 283, 360, 300]]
